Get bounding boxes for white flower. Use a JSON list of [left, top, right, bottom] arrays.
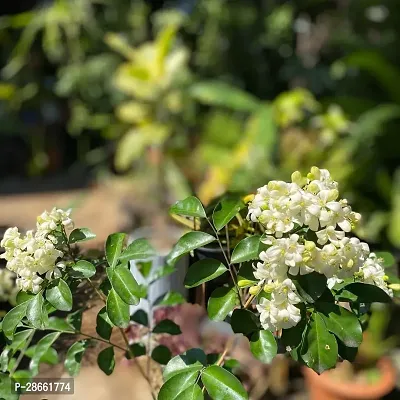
[[16, 274, 43, 294], [359, 254, 393, 296], [327, 277, 343, 289], [45, 262, 66, 281], [316, 226, 345, 245]]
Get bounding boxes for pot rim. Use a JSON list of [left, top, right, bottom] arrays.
[[302, 357, 397, 399]]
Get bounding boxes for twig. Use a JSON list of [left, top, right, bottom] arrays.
[[10, 330, 35, 375], [79, 332, 126, 353]]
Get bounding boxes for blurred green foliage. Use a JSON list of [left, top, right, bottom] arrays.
[[0, 0, 400, 250]]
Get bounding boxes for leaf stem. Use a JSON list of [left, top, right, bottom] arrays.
[[78, 332, 126, 352]]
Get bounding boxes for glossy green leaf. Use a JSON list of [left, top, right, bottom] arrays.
[[175, 385, 203, 400], [45, 279, 73, 312], [3, 301, 30, 339], [96, 307, 113, 340], [26, 292, 48, 329], [126, 343, 146, 359], [10, 329, 34, 352], [130, 309, 148, 326], [97, 346, 115, 376], [184, 259, 227, 288], [66, 309, 83, 331], [151, 345, 172, 365], [154, 291, 186, 307], [106, 289, 129, 328], [170, 196, 206, 218], [167, 232, 216, 265], [207, 286, 238, 321], [110, 265, 140, 305], [212, 197, 245, 231], [0, 348, 11, 373], [339, 283, 392, 303], [30, 332, 60, 376], [119, 238, 156, 263], [317, 304, 362, 347], [231, 309, 259, 335], [106, 233, 126, 269], [250, 330, 277, 364], [153, 319, 181, 335], [163, 349, 206, 381], [292, 272, 327, 303], [300, 313, 338, 374], [15, 292, 34, 305], [64, 340, 89, 377], [158, 370, 199, 400], [231, 236, 263, 264], [72, 260, 96, 278], [45, 317, 75, 333], [0, 373, 19, 400], [69, 228, 96, 244], [25, 346, 59, 365], [202, 365, 248, 400]]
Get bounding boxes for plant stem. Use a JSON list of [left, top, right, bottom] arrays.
[[79, 332, 126, 352], [146, 301, 153, 382], [10, 330, 35, 376], [225, 225, 231, 259]]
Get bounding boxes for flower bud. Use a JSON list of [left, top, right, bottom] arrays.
[[307, 182, 319, 194], [304, 241, 316, 251], [291, 171, 302, 185], [243, 194, 255, 203], [383, 275, 389, 282], [263, 283, 275, 293], [327, 189, 339, 202], [249, 286, 260, 295], [388, 283, 400, 291], [238, 279, 254, 288]]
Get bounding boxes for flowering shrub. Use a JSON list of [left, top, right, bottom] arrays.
[[0, 167, 396, 400]]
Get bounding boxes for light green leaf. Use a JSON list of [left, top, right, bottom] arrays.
[[169, 196, 206, 218], [167, 232, 216, 266], [317, 304, 362, 348], [15, 292, 34, 305], [26, 292, 48, 329], [163, 349, 206, 381], [106, 233, 126, 269], [96, 307, 113, 340], [250, 330, 277, 364], [10, 329, 34, 352], [97, 347, 115, 376], [184, 259, 227, 288], [190, 81, 260, 112], [119, 238, 156, 263], [374, 251, 396, 268], [231, 236, 263, 264], [153, 319, 181, 335], [106, 289, 129, 328], [231, 309, 259, 335], [207, 286, 238, 321], [154, 291, 186, 307], [151, 345, 172, 365], [45, 317, 75, 333], [25, 346, 59, 365], [69, 228, 96, 244], [158, 370, 199, 400], [175, 385, 203, 400], [150, 265, 175, 282], [65, 340, 89, 377], [212, 197, 244, 231], [201, 365, 248, 400], [109, 265, 140, 305], [300, 313, 338, 374], [45, 279, 73, 312], [72, 260, 96, 278], [30, 332, 61, 376], [0, 373, 19, 400]]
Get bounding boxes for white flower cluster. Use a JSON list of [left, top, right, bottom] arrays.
[[0, 208, 73, 294], [248, 167, 393, 332]]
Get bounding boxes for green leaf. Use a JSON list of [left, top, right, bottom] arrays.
[[10, 329, 34, 352], [154, 291, 186, 307], [339, 283, 392, 303], [317, 304, 362, 348], [71, 260, 96, 278], [184, 259, 228, 288], [45, 279, 73, 312], [170, 196, 206, 218], [151, 345, 172, 365], [0, 373, 19, 400], [65, 340, 89, 377], [106, 289, 129, 328], [300, 313, 338, 374], [109, 265, 140, 305], [374, 252, 396, 268], [45, 317, 75, 333], [16, 291, 34, 305], [25, 346, 59, 365], [26, 292, 48, 329], [250, 330, 277, 364], [163, 349, 206, 381], [281, 312, 307, 349], [337, 339, 358, 362], [97, 347, 115, 376], [66, 309, 82, 331], [212, 197, 245, 231], [153, 319, 181, 335], [11, 369, 32, 381], [96, 307, 113, 340], [231, 236, 264, 264], [292, 272, 327, 303], [231, 309, 259, 335], [0, 348, 11, 373], [126, 343, 146, 358], [207, 286, 238, 321], [130, 309, 148, 326], [159, 371, 200, 400], [136, 261, 153, 278], [2, 301, 30, 339], [106, 233, 126, 269], [119, 238, 156, 263], [167, 232, 216, 265], [201, 365, 248, 400], [30, 332, 60, 376], [190, 80, 260, 112], [69, 228, 96, 244], [175, 385, 203, 400], [151, 265, 175, 282], [237, 263, 257, 284]]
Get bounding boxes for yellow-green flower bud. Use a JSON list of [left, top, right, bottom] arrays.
[[249, 286, 260, 295], [243, 194, 255, 203], [388, 283, 400, 291], [327, 189, 339, 202], [291, 171, 303, 185], [263, 283, 275, 293], [304, 241, 316, 251], [238, 279, 254, 288], [383, 275, 389, 282]]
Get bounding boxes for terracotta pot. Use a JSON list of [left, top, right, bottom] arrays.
[[303, 357, 397, 400]]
